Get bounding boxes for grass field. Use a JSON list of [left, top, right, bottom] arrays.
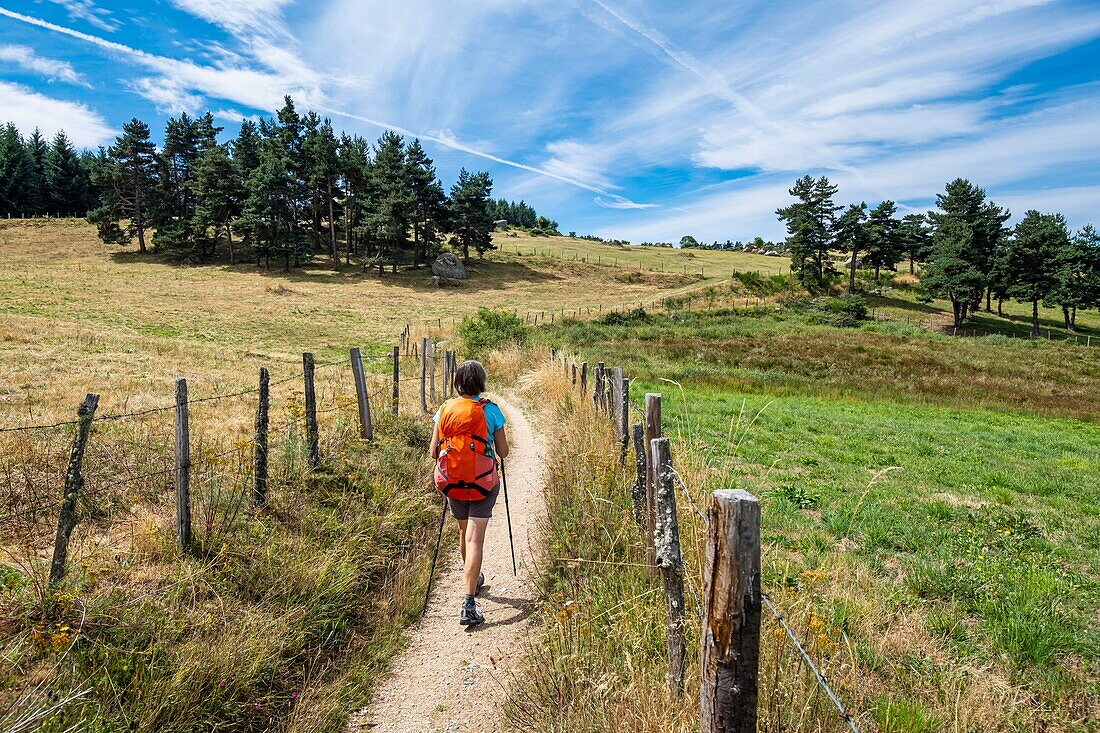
[[535, 308, 1098, 732], [0, 221, 724, 428], [494, 229, 786, 279], [3, 220, 1097, 731]]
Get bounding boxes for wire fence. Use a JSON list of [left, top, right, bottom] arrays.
[[555, 350, 864, 733], [0, 338, 464, 587]]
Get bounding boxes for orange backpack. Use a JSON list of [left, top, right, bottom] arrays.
[[434, 398, 499, 501]]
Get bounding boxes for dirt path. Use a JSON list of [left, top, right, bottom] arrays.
[[348, 394, 543, 733]]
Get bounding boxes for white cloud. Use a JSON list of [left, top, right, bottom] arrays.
[[0, 80, 112, 146], [168, 0, 294, 38], [0, 44, 88, 85], [45, 0, 117, 32]]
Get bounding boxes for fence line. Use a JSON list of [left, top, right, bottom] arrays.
[[556, 349, 863, 732], [4, 337, 461, 587]]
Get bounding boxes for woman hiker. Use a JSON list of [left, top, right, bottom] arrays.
[[431, 360, 509, 627]]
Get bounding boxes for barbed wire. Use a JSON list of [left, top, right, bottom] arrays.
[[0, 370, 307, 435], [762, 593, 861, 733]]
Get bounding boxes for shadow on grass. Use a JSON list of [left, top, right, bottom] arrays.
[[107, 248, 566, 292]]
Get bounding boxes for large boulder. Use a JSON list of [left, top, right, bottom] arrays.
[[432, 252, 467, 279]]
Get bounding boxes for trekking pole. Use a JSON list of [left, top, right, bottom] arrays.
[[501, 459, 517, 576], [424, 495, 448, 612]]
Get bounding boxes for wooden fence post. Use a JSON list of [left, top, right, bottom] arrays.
[[611, 366, 624, 432], [580, 361, 588, 395], [428, 340, 436, 404], [572, 363, 578, 387], [392, 346, 400, 415], [420, 338, 429, 412], [350, 348, 373, 440], [644, 393, 662, 569], [652, 437, 686, 695], [254, 367, 269, 506], [303, 353, 320, 468], [700, 490, 761, 733], [175, 379, 192, 550], [49, 393, 99, 584], [631, 423, 647, 525], [619, 376, 630, 465], [595, 362, 606, 412]]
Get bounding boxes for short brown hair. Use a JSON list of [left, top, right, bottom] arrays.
[[454, 360, 488, 396]]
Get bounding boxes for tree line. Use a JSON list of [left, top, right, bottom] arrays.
[[1, 96, 505, 271], [776, 176, 1100, 334], [490, 198, 559, 234], [0, 124, 98, 218]]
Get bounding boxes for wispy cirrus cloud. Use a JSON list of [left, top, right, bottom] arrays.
[[45, 0, 117, 32], [0, 44, 88, 86]]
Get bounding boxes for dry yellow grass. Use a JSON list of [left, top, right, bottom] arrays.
[[0, 220, 731, 427]]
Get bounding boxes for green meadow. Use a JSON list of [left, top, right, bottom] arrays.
[[543, 306, 1099, 731]]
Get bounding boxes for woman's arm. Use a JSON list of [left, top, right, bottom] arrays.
[[492, 429, 508, 457], [493, 428, 509, 460], [431, 421, 441, 459]]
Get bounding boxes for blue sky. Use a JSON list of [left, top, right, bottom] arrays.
[[1, 0, 1098, 241]]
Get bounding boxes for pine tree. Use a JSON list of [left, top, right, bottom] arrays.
[[193, 144, 241, 262], [1003, 210, 1067, 337], [834, 202, 867, 292], [923, 218, 984, 327], [230, 120, 262, 254], [26, 128, 48, 216], [776, 175, 841, 291], [44, 132, 88, 217], [360, 131, 413, 274], [88, 118, 158, 252], [863, 200, 902, 281], [303, 116, 340, 263], [898, 213, 932, 275], [406, 138, 447, 268], [337, 133, 370, 265], [928, 179, 1009, 312], [1044, 225, 1097, 330], [448, 168, 494, 263], [154, 112, 222, 252], [0, 123, 34, 217]]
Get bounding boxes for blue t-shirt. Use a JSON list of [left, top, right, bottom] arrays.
[[434, 396, 507, 456]]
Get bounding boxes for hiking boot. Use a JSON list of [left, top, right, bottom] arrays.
[[460, 602, 484, 627], [476, 572, 485, 597]]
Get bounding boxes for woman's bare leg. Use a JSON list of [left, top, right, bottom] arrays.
[[457, 518, 468, 562], [463, 517, 489, 596]]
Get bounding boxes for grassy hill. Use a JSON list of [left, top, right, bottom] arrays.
[[515, 304, 1098, 733], [1, 219, 1096, 731]]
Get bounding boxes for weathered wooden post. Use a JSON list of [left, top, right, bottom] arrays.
[[652, 438, 686, 695], [572, 363, 578, 387], [350, 348, 373, 440], [595, 362, 606, 412], [580, 361, 588, 395], [420, 337, 429, 412], [631, 423, 646, 526], [175, 379, 192, 550], [303, 353, 320, 468], [428, 340, 436, 404], [700, 490, 761, 733], [644, 393, 662, 569], [619, 376, 630, 465], [49, 393, 99, 584], [253, 367, 269, 506], [392, 346, 400, 415], [611, 366, 624, 431]]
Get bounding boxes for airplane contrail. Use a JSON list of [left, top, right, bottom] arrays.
[[0, 4, 639, 200]]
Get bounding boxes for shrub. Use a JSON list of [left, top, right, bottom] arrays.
[[810, 294, 867, 327], [459, 308, 531, 356], [599, 307, 651, 326]]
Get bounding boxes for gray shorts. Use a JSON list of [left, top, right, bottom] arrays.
[[448, 483, 500, 520]]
